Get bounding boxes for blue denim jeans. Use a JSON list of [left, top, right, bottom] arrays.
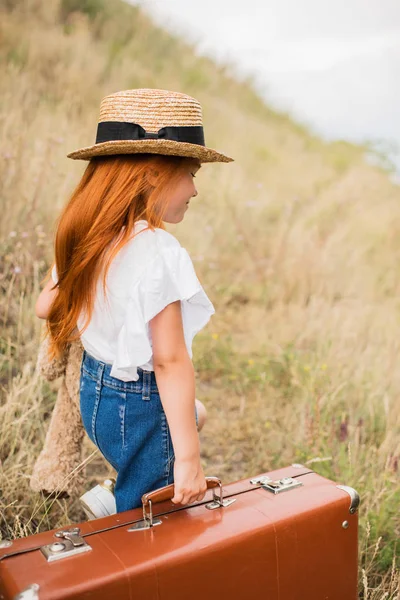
[[79, 350, 199, 513]]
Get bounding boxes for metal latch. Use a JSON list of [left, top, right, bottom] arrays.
[[250, 475, 303, 494], [204, 479, 237, 510], [40, 527, 92, 562]]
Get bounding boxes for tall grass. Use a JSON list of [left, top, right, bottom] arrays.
[[0, 0, 399, 596]]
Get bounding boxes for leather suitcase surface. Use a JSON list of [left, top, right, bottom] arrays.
[[0, 464, 360, 600]]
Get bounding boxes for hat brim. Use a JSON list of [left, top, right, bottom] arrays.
[[66, 139, 234, 163]]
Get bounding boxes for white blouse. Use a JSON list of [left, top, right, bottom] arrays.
[[51, 219, 215, 381]]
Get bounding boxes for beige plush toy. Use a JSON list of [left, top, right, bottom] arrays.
[[30, 324, 206, 501], [30, 325, 86, 498]]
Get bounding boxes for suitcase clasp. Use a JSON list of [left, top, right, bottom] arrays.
[[40, 527, 92, 562], [55, 527, 85, 547], [251, 476, 303, 494]]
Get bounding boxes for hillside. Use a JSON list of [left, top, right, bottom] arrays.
[[0, 0, 399, 595]]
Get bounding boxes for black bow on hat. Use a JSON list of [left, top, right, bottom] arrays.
[[95, 121, 206, 147]]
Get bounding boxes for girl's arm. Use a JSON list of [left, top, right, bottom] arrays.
[[35, 277, 59, 320], [150, 300, 207, 506]]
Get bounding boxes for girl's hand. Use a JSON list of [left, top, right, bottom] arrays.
[[171, 457, 208, 505]]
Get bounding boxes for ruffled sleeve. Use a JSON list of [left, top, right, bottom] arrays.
[[109, 245, 215, 382]]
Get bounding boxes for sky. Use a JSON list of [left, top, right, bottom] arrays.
[[128, 0, 400, 171]]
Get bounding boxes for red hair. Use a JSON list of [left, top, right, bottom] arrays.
[[45, 153, 196, 361]]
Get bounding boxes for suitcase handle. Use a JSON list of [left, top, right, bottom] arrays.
[[141, 476, 221, 507], [140, 476, 223, 526]]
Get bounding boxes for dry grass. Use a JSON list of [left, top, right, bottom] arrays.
[[0, 0, 399, 596]]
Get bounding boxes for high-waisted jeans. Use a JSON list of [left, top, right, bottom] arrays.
[[79, 350, 199, 513]]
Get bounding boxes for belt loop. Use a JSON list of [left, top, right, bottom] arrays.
[[142, 370, 151, 401]]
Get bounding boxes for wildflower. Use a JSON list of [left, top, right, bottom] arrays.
[[21, 232, 29, 238], [9, 231, 17, 237], [13, 266, 21, 274], [248, 359, 254, 365], [320, 364, 327, 370], [303, 365, 310, 372], [211, 333, 219, 340]]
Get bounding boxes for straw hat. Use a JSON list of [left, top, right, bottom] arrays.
[[67, 88, 234, 163]]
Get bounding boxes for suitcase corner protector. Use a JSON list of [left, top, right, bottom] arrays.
[[336, 485, 360, 513]]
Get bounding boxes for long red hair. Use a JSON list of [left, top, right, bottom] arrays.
[[45, 153, 194, 361]]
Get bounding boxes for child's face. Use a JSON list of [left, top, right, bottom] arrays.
[[162, 159, 201, 224]]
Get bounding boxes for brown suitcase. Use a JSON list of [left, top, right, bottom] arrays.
[[0, 464, 360, 600]]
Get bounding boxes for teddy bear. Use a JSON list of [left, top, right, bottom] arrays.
[[30, 323, 205, 501], [29, 324, 87, 498]]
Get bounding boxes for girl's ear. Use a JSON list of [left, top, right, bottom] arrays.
[[144, 166, 160, 188]]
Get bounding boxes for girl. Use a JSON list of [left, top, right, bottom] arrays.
[[35, 88, 233, 514]]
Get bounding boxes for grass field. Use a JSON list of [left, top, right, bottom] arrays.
[[0, 0, 399, 597]]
